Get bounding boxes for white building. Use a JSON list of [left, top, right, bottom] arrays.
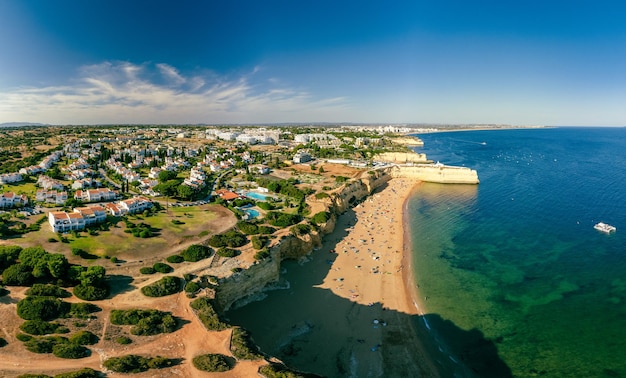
[[35, 190, 68, 205], [0, 172, 23, 185], [293, 152, 312, 164], [0, 192, 29, 208]]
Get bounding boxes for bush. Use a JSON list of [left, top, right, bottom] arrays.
[[208, 230, 247, 248], [290, 224, 311, 236], [18, 374, 50, 378], [181, 244, 212, 262], [259, 363, 306, 378], [257, 201, 274, 211], [110, 309, 177, 336], [184, 281, 201, 293], [314, 192, 330, 200], [53, 368, 100, 378], [264, 211, 302, 228], [251, 235, 268, 250], [237, 221, 259, 235], [26, 284, 70, 298], [23, 335, 68, 354], [103, 355, 176, 373], [52, 343, 90, 359], [140, 267, 156, 275], [141, 276, 182, 297], [16, 333, 32, 342], [153, 262, 173, 273], [254, 249, 271, 261], [69, 330, 99, 345], [103, 355, 149, 373], [190, 297, 229, 331], [166, 254, 184, 263], [20, 320, 69, 335], [2, 263, 33, 286], [257, 225, 276, 235], [230, 327, 263, 360], [69, 302, 100, 319], [0, 337, 6, 347], [192, 353, 234, 372], [116, 336, 132, 345], [311, 211, 330, 224], [17, 296, 69, 321], [73, 284, 108, 301], [216, 248, 237, 258]]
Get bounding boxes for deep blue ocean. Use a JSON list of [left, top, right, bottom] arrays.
[[409, 127, 626, 377]]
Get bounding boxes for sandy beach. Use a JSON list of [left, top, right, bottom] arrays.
[[314, 177, 440, 377]]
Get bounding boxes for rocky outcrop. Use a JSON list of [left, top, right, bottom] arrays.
[[388, 164, 479, 184], [373, 151, 428, 163]]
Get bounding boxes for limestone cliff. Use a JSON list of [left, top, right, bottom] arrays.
[[373, 151, 428, 163], [388, 164, 479, 184]]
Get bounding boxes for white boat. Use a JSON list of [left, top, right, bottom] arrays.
[[594, 222, 616, 233]]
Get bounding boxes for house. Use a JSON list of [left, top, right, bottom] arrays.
[[0, 172, 23, 185], [249, 164, 270, 175], [74, 188, 118, 203], [37, 175, 64, 191], [74, 205, 107, 226], [0, 192, 29, 208], [49, 211, 85, 233], [118, 197, 153, 214], [293, 152, 312, 164], [35, 190, 68, 205], [104, 202, 124, 216], [215, 189, 239, 201]]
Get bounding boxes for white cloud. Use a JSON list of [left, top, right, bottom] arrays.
[[0, 61, 351, 124]]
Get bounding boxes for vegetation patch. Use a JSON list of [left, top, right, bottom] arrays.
[[52, 368, 101, 378], [208, 230, 247, 248], [153, 262, 173, 273], [180, 244, 212, 262], [17, 296, 70, 321], [52, 342, 91, 359], [110, 309, 177, 336], [68, 330, 99, 345], [26, 284, 70, 298], [258, 362, 307, 378], [230, 327, 263, 360], [264, 211, 302, 228], [103, 354, 178, 373], [192, 353, 235, 372], [166, 254, 184, 263], [190, 297, 229, 331], [139, 266, 156, 275], [141, 276, 182, 297], [20, 320, 69, 335]]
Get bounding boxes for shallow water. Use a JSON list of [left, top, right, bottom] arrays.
[[410, 127, 626, 377]]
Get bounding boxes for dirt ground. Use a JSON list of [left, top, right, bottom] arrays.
[[0, 204, 270, 377]]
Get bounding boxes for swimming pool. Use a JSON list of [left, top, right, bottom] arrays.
[[244, 208, 260, 218], [244, 191, 268, 201]]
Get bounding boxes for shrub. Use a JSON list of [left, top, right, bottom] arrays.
[[69, 330, 99, 345], [264, 211, 302, 228], [237, 221, 259, 235], [23, 335, 68, 354], [257, 225, 276, 235], [115, 336, 132, 345], [69, 302, 100, 319], [251, 235, 267, 250], [184, 281, 200, 293], [192, 353, 234, 372], [53, 368, 100, 378], [314, 192, 330, 200], [141, 276, 182, 297], [52, 343, 90, 359], [230, 327, 263, 360], [110, 309, 177, 336], [208, 230, 247, 248], [2, 263, 33, 286], [311, 211, 330, 224], [257, 201, 274, 211], [190, 297, 229, 331], [0, 337, 6, 347], [259, 363, 306, 378], [147, 356, 177, 369], [103, 355, 149, 373], [290, 224, 311, 236], [20, 320, 69, 335], [216, 248, 237, 258], [16, 333, 32, 342], [17, 374, 50, 378], [166, 254, 184, 263], [181, 244, 212, 262], [254, 249, 270, 261], [73, 284, 108, 301], [153, 262, 173, 273], [26, 284, 70, 298], [140, 267, 156, 275], [17, 296, 69, 321]]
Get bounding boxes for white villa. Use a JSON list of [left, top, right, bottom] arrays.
[[0, 192, 29, 208]]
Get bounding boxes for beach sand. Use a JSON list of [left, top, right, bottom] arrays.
[[314, 178, 439, 377]]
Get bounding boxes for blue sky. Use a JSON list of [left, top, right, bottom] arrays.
[[1, 0, 626, 125]]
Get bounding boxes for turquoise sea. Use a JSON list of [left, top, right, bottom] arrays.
[[411, 127, 626, 377]]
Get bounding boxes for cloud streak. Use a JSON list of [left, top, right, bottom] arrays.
[[0, 61, 351, 124]]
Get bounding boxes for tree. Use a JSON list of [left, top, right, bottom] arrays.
[[177, 184, 195, 200], [158, 170, 178, 183], [2, 263, 33, 286]]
